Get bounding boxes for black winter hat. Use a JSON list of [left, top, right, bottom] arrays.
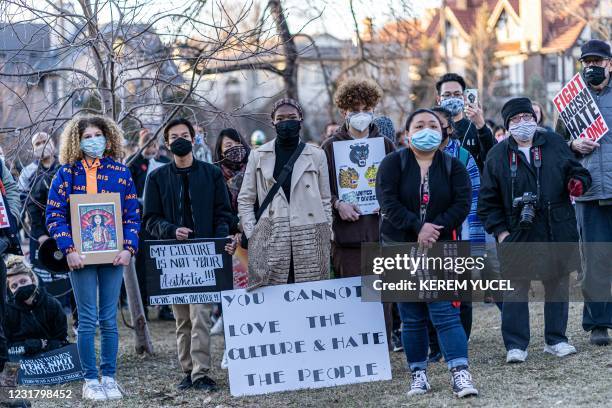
[[501, 97, 536, 129], [580, 39, 612, 60]]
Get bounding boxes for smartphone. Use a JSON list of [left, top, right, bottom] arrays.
[[465, 88, 478, 106]]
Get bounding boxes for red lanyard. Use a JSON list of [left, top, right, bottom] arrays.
[[420, 173, 429, 223]]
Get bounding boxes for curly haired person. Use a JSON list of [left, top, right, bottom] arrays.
[[46, 115, 140, 401]]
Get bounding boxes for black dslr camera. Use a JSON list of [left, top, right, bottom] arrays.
[[512, 192, 538, 229]]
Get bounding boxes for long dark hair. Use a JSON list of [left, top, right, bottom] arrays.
[[214, 128, 250, 163]]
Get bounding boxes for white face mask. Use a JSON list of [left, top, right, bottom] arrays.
[[347, 112, 374, 133], [509, 121, 537, 143]]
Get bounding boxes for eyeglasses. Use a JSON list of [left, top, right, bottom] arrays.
[[509, 113, 535, 124], [440, 92, 463, 99]]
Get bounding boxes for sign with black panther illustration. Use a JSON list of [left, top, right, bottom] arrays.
[[332, 138, 385, 215]]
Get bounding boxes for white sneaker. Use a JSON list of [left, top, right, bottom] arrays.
[[506, 349, 528, 363], [211, 316, 224, 335], [82, 379, 107, 401], [544, 342, 577, 357], [406, 369, 431, 396], [101, 376, 123, 400], [221, 349, 229, 370]]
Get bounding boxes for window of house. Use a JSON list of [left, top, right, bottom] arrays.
[[496, 11, 510, 42], [50, 78, 59, 104], [545, 55, 558, 82]]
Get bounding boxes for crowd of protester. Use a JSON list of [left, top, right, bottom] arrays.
[[0, 38, 610, 403]]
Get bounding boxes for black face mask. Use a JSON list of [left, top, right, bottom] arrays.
[[14, 284, 36, 304], [275, 119, 301, 141], [170, 138, 193, 157], [583, 65, 607, 86]]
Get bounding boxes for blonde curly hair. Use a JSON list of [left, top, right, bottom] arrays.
[[58, 115, 125, 165]]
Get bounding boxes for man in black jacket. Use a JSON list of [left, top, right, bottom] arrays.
[[435, 73, 495, 170], [127, 128, 171, 320], [143, 118, 234, 393], [5, 258, 68, 357], [478, 97, 592, 364]]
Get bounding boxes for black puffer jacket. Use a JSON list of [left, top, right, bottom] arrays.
[[477, 130, 591, 279], [6, 276, 68, 356]]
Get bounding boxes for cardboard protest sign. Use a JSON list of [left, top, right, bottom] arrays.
[[8, 344, 83, 385], [222, 277, 392, 396], [0, 194, 11, 228], [145, 238, 232, 305], [233, 246, 248, 289], [553, 73, 609, 142], [332, 138, 386, 215]]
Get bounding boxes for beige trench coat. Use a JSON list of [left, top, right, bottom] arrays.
[[237, 140, 332, 288]]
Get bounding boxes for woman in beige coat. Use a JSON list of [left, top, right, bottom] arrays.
[[238, 98, 332, 288]]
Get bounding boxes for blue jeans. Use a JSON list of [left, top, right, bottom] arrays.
[[70, 264, 124, 380], [397, 301, 468, 371], [501, 277, 569, 350], [575, 201, 612, 331]]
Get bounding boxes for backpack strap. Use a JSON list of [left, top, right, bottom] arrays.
[[443, 151, 453, 178]]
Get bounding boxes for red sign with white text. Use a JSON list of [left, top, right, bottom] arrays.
[[553, 73, 609, 142]]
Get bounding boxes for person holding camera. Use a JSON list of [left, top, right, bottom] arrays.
[[478, 98, 591, 363]]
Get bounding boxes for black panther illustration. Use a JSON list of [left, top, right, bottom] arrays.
[[349, 143, 369, 167]]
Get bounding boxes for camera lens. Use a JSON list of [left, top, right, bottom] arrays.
[[519, 204, 536, 228]]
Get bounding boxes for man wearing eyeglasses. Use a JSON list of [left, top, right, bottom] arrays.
[[556, 39, 612, 346], [478, 97, 591, 363], [435, 73, 495, 170]]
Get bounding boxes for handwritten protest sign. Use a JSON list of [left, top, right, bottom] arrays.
[[8, 344, 83, 385], [332, 138, 386, 215], [222, 277, 392, 396], [145, 238, 232, 305], [553, 73, 609, 142], [0, 194, 11, 228]]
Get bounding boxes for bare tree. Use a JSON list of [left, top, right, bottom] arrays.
[[546, 0, 611, 41], [0, 0, 283, 354], [464, 2, 505, 118]]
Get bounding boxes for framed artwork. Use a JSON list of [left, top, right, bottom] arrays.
[[70, 193, 123, 265]]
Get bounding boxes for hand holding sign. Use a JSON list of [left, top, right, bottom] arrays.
[[554, 73, 609, 143], [571, 137, 600, 155], [176, 227, 193, 240], [66, 252, 85, 271], [113, 249, 132, 266]]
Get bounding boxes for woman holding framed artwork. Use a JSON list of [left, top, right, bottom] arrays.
[[46, 115, 140, 401]]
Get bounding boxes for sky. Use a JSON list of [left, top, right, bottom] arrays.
[[3, 0, 441, 42], [91, 0, 442, 40]]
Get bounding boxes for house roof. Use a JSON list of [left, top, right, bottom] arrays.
[[0, 23, 51, 59], [541, 20, 587, 54], [425, 0, 596, 54]]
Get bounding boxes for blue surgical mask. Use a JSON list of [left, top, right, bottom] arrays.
[[410, 128, 442, 152], [440, 97, 465, 116], [80, 135, 107, 159]]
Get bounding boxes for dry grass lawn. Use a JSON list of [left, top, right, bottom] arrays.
[[20, 301, 612, 407]]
